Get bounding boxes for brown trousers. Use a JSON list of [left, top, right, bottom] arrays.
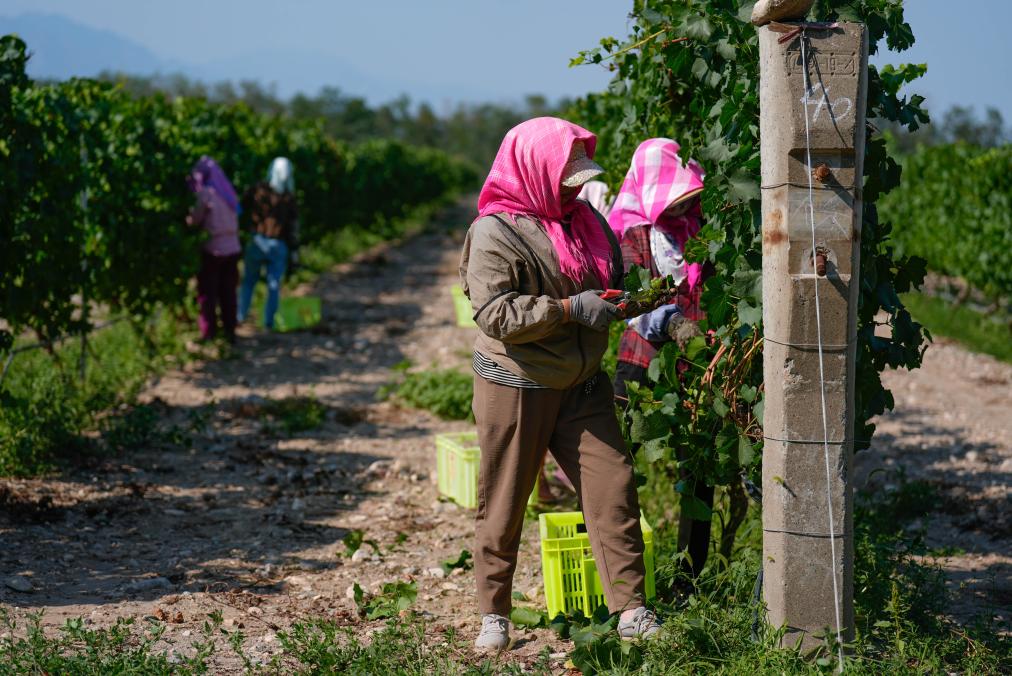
[[473, 374, 646, 616]]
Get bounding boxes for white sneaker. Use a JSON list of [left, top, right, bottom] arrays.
[[618, 606, 661, 640], [474, 613, 511, 651]]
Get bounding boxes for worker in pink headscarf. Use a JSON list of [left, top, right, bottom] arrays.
[[459, 118, 660, 651], [609, 138, 707, 400], [609, 138, 713, 583]]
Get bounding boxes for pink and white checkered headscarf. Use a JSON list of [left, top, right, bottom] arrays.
[[608, 138, 706, 289], [478, 117, 614, 288]]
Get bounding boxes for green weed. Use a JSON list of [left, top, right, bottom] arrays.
[[100, 403, 163, 451], [524, 461, 1008, 674], [386, 366, 474, 421], [294, 202, 442, 283], [260, 394, 327, 434], [351, 580, 418, 620], [341, 528, 381, 559], [441, 549, 473, 575], [622, 474, 1008, 674], [510, 606, 548, 629], [0, 313, 191, 476], [0, 608, 220, 674], [902, 291, 1012, 363], [274, 616, 550, 674], [388, 531, 410, 552]]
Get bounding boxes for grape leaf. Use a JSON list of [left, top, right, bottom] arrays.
[[738, 434, 755, 466], [510, 606, 546, 628], [739, 384, 757, 403], [641, 437, 669, 464], [738, 300, 762, 327], [681, 494, 713, 521]]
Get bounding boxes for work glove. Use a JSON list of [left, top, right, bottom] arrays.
[[628, 304, 683, 341], [569, 290, 622, 331], [666, 314, 702, 350]]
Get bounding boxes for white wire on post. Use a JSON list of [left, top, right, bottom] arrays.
[[800, 29, 846, 672]]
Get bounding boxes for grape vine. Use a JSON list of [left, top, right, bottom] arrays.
[[0, 35, 475, 352], [881, 142, 1012, 306], [571, 0, 929, 552]]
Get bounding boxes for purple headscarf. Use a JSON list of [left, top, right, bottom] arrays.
[[187, 156, 239, 213]]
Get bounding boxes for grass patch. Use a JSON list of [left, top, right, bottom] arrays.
[[0, 312, 193, 476], [384, 363, 474, 421], [612, 468, 1010, 675], [272, 616, 548, 674], [0, 609, 549, 674], [383, 320, 622, 423], [260, 395, 328, 434], [100, 403, 169, 451], [291, 201, 447, 286], [293, 227, 391, 283], [902, 291, 1012, 363], [0, 609, 219, 674]]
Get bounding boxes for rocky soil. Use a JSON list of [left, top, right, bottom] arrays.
[[1, 203, 1008, 671], [858, 336, 1012, 626]]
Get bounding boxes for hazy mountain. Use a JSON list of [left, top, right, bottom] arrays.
[[1, 12, 167, 80], [0, 12, 497, 104]]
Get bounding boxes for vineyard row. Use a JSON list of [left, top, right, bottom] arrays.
[[0, 34, 477, 349]]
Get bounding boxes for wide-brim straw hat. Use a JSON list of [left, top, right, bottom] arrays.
[[666, 187, 704, 210], [561, 142, 605, 188]]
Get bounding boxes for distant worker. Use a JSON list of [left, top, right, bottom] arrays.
[[186, 156, 242, 343], [460, 118, 660, 652], [238, 157, 300, 330], [609, 138, 714, 581]]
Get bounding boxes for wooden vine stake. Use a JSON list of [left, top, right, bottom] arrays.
[[758, 22, 869, 653]]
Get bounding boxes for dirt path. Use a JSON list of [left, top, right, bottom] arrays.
[[859, 338, 1012, 627], [1, 203, 1009, 670], [0, 203, 565, 671]]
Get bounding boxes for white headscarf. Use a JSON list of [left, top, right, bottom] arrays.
[[577, 180, 613, 217], [267, 157, 295, 194]]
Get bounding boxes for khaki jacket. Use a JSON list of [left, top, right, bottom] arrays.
[[459, 206, 622, 389]]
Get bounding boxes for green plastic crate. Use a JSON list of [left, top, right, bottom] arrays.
[[435, 430, 538, 509], [539, 511, 655, 619], [450, 285, 477, 328], [275, 296, 321, 332], [263, 296, 321, 332]]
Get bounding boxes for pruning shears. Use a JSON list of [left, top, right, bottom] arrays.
[[600, 289, 631, 311]]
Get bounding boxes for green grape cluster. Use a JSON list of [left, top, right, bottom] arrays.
[[623, 277, 677, 317]]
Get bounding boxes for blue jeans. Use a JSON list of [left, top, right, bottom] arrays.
[[238, 234, 288, 329]]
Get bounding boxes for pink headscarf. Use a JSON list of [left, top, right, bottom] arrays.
[[608, 138, 706, 290], [478, 117, 614, 288]]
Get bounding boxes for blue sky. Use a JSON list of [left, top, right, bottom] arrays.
[[1, 1, 1009, 118]]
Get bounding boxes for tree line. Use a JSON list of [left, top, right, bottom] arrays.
[[97, 71, 571, 170]]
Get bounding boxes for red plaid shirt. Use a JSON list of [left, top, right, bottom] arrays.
[[617, 224, 706, 368]]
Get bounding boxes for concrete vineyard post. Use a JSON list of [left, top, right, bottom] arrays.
[[758, 23, 869, 650]]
